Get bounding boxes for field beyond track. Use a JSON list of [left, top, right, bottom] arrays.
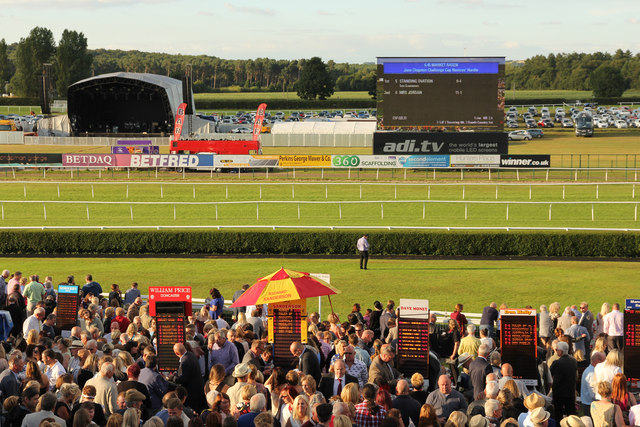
[[1, 257, 635, 317]]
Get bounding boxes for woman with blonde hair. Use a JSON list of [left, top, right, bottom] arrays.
[[286, 394, 311, 427], [26, 328, 39, 345], [445, 410, 468, 427], [419, 403, 439, 427], [341, 382, 360, 405], [78, 353, 99, 389], [301, 375, 323, 402], [594, 350, 623, 395], [594, 336, 607, 354], [123, 407, 141, 427], [333, 414, 353, 427], [591, 381, 625, 427], [549, 302, 561, 329], [231, 311, 248, 330], [55, 382, 81, 421]]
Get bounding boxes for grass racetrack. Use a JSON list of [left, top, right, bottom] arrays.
[[1, 256, 636, 317]]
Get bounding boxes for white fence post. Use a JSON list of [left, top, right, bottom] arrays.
[[596, 184, 599, 199], [126, 184, 129, 198], [339, 203, 342, 219], [91, 185, 94, 199], [43, 203, 46, 220], [506, 204, 509, 221], [57, 184, 60, 198], [549, 204, 552, 221], [298, 204, 300, 219], [256, 204, 259, 220], [495, 185, 498, 200], [423, 203, 425, 220], [465, 203, 468, 220], [174, 205, 176, 220], [381, 203, 384, 219], [592, 204, 594, 221], [226, 185, 229, 199], [193, 184, 196, 199], [86, 204, 90, 221], [130, 205, 133, 221], [563, 185, 565, 200]]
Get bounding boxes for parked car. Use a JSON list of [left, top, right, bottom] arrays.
[[538, 119, 554, 128], [507, 121, 519, 128], [527, 129, 544, 138], [508, 130, 532, 141], [596, 120, 609, 129], [562, 118, 574, 128], [614, 120, 628, 128], [231, 126, 252, 134]]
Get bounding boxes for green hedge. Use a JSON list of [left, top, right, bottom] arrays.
[[0, 230, 638, 258], [0, 97, 40, 106]]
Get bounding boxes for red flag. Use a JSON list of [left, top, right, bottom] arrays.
[[173, 102, 187, 141], [252, 103, 267, 142]]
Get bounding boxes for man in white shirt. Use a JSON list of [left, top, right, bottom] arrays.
[[603, 303, 624, 351], [42, 349, 66, 391], [581, 351, 605, 417], [357, 234, 370, 270], [23, 307, 46, 336]]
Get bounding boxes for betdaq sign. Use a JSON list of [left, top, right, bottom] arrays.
[[373, 132, 508, 155], [500, 155, 550, 168], [62, 154, 213, 168]]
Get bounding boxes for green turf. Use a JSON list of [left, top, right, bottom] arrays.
[[1, 181, 639, 228], [0, 256, 635, 318]]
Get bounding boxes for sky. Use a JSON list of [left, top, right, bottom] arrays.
[[1, 0, 638, 63]]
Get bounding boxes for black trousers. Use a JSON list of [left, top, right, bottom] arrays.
[[553, 394, 575, 422], [359, 250, 368, 269]]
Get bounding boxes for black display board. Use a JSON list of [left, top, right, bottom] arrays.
[[156, 302, 185, 373], [56, 285, 79, 332], [373, 132, 508, 155], [0, 153, 62, 164], [377, 57, 505, 130], [624, 299, 640, 381], [500, 309, 538, 386], [269, 302, 306, 370], [397, 317, 430, 377]]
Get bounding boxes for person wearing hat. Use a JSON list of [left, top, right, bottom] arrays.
[[518, 392, 546, 427], [227, 362, 252, 409], [530, 407, 551, 427], [457, 352, 474, 399], [470, 413, 490, 427], [560, 415, 587, 427], [115, 389, 149, 422], [550, 341, 578, 422]]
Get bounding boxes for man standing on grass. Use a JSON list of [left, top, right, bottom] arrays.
[[357, 234, 369, 269]]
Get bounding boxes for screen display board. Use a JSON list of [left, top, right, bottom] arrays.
[[377, 57, 505, 129], [397, 299, 430, 377], [373, 132, 508, 155], [56, 285, 79, 331], [155, 302, 186, 373], [624, 299, 640, 381], [500, 309, 538, 386], [268, 299, 307, 369]]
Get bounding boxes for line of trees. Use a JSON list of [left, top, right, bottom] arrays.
[[2, 26, 640, 100], [505, 50, 640, 96]]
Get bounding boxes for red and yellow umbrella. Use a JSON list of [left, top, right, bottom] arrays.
[[230, 267, 340, 307]]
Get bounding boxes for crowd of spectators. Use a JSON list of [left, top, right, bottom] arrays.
[[0, 269, 638, 427]]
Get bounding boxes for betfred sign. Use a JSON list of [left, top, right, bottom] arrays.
[[148, 286, 192, 316]]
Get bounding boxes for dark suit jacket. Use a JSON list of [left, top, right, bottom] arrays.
[[242, 350, 266, 371], [392, 394, 422, 427], [175, 351, 206, 412], [299, 347, 321, 384], [317, 373, 358, 400], [550, 354, 578, 397], [469, 356, 492, 399], [0, 369, 19, 400], [578, 310, 595, 336]]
